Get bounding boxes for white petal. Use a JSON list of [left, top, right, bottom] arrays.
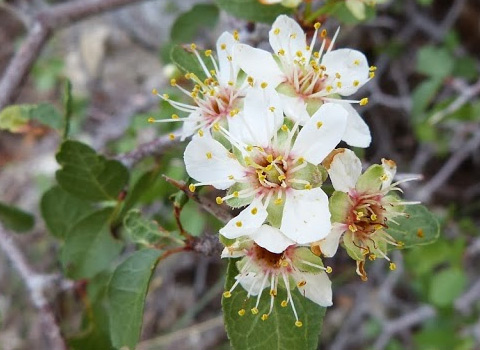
[[327, 148, 362, 192], [216, 32, 239, 86], [281, 95, 310, 124], [227, 87, 283, 147], [250, 225, 295, 253], [321, 49, 369, 96], [381, 158, 397, 189], [317, 222, 346, 257], [184, 134, 245, 189], [180, 109, 201, 140], [280, 188, 331, 244], [234, 44, 285, 87], [219, 198, 268, 239], [294, 271, 332, 307], [340, 103, 371, 148], [237, 270, 266, 296], [291, 103, 347, 165], [269, 15, 308, 60]]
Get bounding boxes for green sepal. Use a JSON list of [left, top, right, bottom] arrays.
[[266, 192, 285, 228], [305, 99, 323, 116], [290, 163, 326, 190], [329, 191, 350, 223], [342, 231, 365, 261], [292, 247, 324, 273], [226, 183, 254, 208], [356, 164, 384, 193]]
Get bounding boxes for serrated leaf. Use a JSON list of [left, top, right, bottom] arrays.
[[56, 140, 129, 202], [0, 201, 35, 233], [215, 0, 292, 23], [223, 260, 325, 350], [171, 4, 219, 43], [124, 209, 184, 246], [108, 249, 163, 350], [41, 186, 94, 238], [386, 204, 440, 249], [170, 45, 214, 81], [61, 208, 123, 279]]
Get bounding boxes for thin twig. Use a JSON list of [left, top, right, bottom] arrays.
[[0, 224, 69, 350], [0, 0, 149, 108]]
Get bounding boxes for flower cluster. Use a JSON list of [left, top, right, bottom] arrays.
[[152, 15, 417, 328]]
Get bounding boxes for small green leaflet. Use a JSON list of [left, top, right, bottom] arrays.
[[223, 260, 326, 350], [61, 208, 123, 279], [170, 45, 214, 81], [56, 140, 129, 202], [108, 249, 163, 350], [386, 204, 440, 249], [215, 0, 292, 23], [0, 201, 35, 233]]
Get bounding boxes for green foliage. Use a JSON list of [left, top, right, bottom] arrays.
[[428, 267, 466, 307], [0, 202, 35, 233], [416, 46, 454, 79], [56, 140, 129, 202], [61, 208, 123, 279], [223, 260, 326, 350], [41, 186, 93, 238], [0, 103, 62, 132], [386, 205, 440, 249], [170, 45, 215, 80], [63, 79, 73, 139], [108, 249, 163, 350], [215, 0, 292, 23], [124, 209, 184, 246], [171, 4, 219, 43]]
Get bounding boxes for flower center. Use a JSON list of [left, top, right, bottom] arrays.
[[252, 244, 286, 269], [200, 86, 239, 125], [347, 193, 386, 240]]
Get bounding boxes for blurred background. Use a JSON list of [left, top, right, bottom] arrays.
[[0, 0, 479, 349]]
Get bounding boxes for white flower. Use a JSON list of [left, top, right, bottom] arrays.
[[313, 149, 420, 280], [222, 238, 332, 327], [184, 91, 348, 252], [234, 15, 373, 147], [149, 31, 248, 140]]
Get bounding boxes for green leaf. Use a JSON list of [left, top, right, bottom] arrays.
[[0, 201, 35, 233], [412, 77, 443, 118], [61, 208, 123, 279], [41, 186, 94, 238], [63, 79, 73, 139], [0, 105, 29, 132], [56, 140, 129, 202], [429, 267, 466, 307], [385, 204, 440, 249], [171, 4, 219, 43], [0, 103, 63, 132], [223, 260, 326, 350], [124, 209, 184, 246], [170, 45, 214, 81], [69, 304, 113, 350], [416, 46, 454, 79], [215, 0, 292, 23], [108, 249, 163, 350]]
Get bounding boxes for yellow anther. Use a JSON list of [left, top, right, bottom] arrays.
[[369, 71, 375, 79], [238, 309, 246, 316], [380, 173, 388, 181], [246, 145, 253, 152], [360, 98, 369, 106], [204, 49, 212, 57], [188, 184, 196, 192], [235, 221, 242, 227], [151, 88, 158, 95], [163, 94, 170, 100], [227, 55, 233, 62], [251, 207, 258, 215], [198, 129, 204, 137], [228, 80, 234, 86], [281, 260, 289, 267], [353, 59, 360, 65], [185, 73, 192, 79], [274, 198, 283, 205], [266, 154, 274, 163], [213, 123, 220, 131], [295, 321, 303, 328], [370, 213, 377, 221], [335, 72, 341, 79], [228, 175, 234, 180], [369, 254, 376, 261], [314, 22, 321, 30], [321, 29, 327, 38], [296, 51, 303, 58], [369, 65, 377, 71], [304, 184, 312, 190], [281, 124, 289, 132], [326, 266, 333, 274], [233, 191, 239, 198], [232, 29, 239, 40], [269, 289, 277, 297], [261, 82, 268, 89], [170, 79, 177, 86], [220, 43, 226, 50], [169, 133, 175, 140], [281, 300, 288, 307], [206, 152, 212, 159], [274, 28, 280, 35], [278, 175, 286, 181], [265, 164, 273, 171], [191, 43, 198, 50], [269, 106, 275, 112], [305, 45, 310, 51], [326, 85, 333, 93], [297, 280, 306, 287], [290, 33, 297, 39], [147, 117, 155, 123], [316, 121, 323, 129], [261, 314, 269, 321], [297, 157, 304, 164], [216, 197, 223, 205], [313, 51, 320, 58], [278, 49, 285, 56], [336, 81, 342, 88], [210, 69, 216, 75], [389, 262, 396, 271], [348, 224, 357, 232], [251, 307, 259, 315], [353, 80, 360, 87], [223, 291, 231, 298]]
